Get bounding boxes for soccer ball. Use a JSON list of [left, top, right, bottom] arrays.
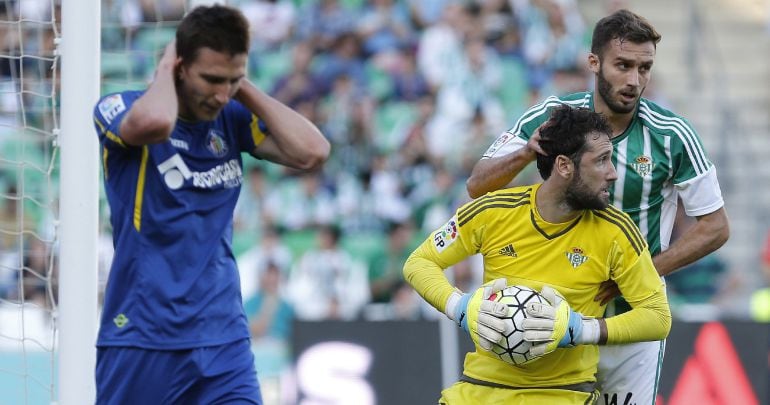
[[487, 285, 547, 366]]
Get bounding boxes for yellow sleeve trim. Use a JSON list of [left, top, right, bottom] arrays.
[[106, 130, 127, 148], [102, 147, 109, 179], [94, 117, 106, 132], [94, 117, 128, 149], [133, 146, 148, 231], [250, 115, 266, 147]]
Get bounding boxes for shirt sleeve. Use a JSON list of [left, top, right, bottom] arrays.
[[93, 92, 136, 151], [669, 119, 724, 216], [226, 101, 269, 154], [402, 213, 482, 312], [605, 243, 672, 344], [481, 96, 561, 158]]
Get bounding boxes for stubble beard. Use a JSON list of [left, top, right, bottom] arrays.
[[596, 66, 641, 115], [565, 171, 609, 211]]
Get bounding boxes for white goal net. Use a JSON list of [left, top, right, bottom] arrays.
[[0, 1, 60, 404]]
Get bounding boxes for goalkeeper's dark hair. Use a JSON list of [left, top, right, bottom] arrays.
[[536, 105, 612, 179], [591, 9, 661, 58], [176, 5, 250, 65]]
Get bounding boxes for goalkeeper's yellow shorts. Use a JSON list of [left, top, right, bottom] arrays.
[[438, 380, 599, 405]]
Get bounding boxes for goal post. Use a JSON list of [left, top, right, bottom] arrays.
[[57, 0, 100, 403]]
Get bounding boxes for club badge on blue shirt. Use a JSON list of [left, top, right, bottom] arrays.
[[206, 129, 229, 157]]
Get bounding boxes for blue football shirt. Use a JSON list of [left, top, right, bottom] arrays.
[[93, 90, 268, 349]]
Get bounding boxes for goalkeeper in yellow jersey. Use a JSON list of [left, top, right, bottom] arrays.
[[403, 105, 671, 404]]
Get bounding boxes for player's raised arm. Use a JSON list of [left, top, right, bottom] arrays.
[[652, 207, 729, 276], [119, 41, 180, 146], [466, 129, 544, 198], [236, 79, 329, 171]]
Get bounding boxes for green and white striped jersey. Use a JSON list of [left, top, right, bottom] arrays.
[[483, 92, 724, 256]]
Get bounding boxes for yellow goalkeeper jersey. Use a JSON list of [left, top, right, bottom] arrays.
[[404, 184, 668, 389]]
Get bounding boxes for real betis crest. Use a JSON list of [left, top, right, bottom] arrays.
[[565, 247, 588, 268], [631, 155, 653, 177]]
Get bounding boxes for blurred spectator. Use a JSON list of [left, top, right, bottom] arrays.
[[389, 48, 430, 102], [417, 2, 472, 93], [234, 165, 276, 236], [336, 170, 382, 234], [266, 171, 337, 231], [295, 0, 359, 53], [356, 0, 415, 69], [405, 0, 449, 30], [244, 260, 294, 380], [138, 0, 185, 22], [424, 32, 505, 164], [0, 187, 26, 298], [368, 220, 416, 303], [240, 0, 296, 51], [244, 261, 293, 342], [286, 225, 370, 320], [14, 237, 51, 308], [517, 0, 585, 103], [315, 32, 369, 95], [237, 225, 293, 302], [270, 41, 324, 109], [368, 153, 412, 224]]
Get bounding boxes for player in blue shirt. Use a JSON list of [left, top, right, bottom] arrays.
[[92, 5, 330, 404]]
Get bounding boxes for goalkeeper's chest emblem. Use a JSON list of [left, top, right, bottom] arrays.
[[565, 247, 588, 268]]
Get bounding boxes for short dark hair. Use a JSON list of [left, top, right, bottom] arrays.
[[176, 5, 250, 65], [591, 9, 661, 57], [536, 105, 612, 179]]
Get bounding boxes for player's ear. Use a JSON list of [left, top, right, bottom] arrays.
[[554, 155, 574, 179], [588, 53, 600, 74]]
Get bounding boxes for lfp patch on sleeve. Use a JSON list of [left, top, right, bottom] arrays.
[[483, 132, 513, 158], [98, 94, 127, 124], [433, 216, 459, 253]]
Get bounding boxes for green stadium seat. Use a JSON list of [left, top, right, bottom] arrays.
[[342, 232, 385, 263], [365, 64, 394, 101], [498, 58, 529, 119], [134, 26, 177, 54], [373, 101, 418, 153], [281, 229, 318, 258], [251, 48, 291, 90], [101, 52, 134, 80]]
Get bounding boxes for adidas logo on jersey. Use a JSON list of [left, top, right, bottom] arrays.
[[499, 244, 517, 257]]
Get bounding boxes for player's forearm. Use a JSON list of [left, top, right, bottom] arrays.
[[235, 80, 329, 170], [466, 151, 534, 199], [120, 61, 179, 145], [403, 243, 455, 313], [603, 287, 671, 344], [654, 208, 729, 276]]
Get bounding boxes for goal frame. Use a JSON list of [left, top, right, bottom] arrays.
[[57, 0, 100, 403]]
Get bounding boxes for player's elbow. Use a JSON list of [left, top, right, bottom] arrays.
[[466, 176, 483, 199], [657, 305, 672, 340], [295, 137, 331, 171], [701, 210, 730, 253], [122, 111, 174, 145], [712, 218, 730, 249]]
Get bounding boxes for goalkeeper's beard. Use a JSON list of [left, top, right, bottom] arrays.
[[565, 170, 610, 211]]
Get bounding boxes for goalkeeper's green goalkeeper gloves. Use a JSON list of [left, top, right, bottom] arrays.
[[521, 286, 601, 357], [444, 278, 508, 351]]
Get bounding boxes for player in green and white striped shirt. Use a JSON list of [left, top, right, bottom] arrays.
[[467, 9, 729, 405]]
